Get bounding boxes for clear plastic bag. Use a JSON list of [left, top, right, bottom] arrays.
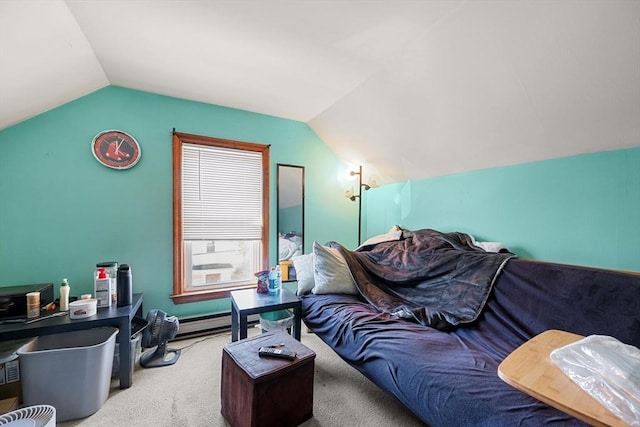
[[550, 335, 640, 426]]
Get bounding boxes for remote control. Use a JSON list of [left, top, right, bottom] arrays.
[[258, 346, 296, 360]]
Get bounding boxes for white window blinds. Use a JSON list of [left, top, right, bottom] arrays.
[[182, 143, 263, 240]]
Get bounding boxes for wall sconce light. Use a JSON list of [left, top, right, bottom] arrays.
[[345, 165, 377, 244]]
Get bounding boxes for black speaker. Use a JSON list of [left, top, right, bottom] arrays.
[[0, 283, 54, 319]]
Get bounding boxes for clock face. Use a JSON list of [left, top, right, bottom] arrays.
[[92, 130, 141, 169]]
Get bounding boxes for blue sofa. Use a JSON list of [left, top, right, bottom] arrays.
[[301, 256, 640, 426]]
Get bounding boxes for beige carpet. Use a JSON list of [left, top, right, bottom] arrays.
[[58, 328, 425, 427]]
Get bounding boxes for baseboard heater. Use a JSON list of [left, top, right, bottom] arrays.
[[175, 312, 260, 340]]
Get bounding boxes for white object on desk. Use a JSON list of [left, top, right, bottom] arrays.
[[59, 278, 69, 312], [69, 299, 97, 319]]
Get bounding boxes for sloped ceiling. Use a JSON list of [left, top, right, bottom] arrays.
[[1, 0, 638, 184]]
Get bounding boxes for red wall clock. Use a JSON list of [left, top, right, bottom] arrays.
[[92, 130, 141, 170]]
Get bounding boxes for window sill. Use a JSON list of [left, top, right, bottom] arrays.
[[171, 284, 257, 304]]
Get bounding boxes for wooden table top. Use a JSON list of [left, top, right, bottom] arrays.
[[498, 329, 629, 427]]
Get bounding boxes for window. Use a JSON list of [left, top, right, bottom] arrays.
[[172, 132, 269, 303]]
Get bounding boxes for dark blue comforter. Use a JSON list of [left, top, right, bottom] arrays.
[[332, 229, 514, 329], [301, 259, 640, 426]]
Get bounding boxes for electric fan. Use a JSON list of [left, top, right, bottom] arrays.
[[0, 405, 55, 427], [140, 309, 181, 368]]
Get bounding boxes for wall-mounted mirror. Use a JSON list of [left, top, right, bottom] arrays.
[[277, 164, 304, 280]]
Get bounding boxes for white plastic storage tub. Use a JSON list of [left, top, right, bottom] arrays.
[[17, 327, 118, 422]]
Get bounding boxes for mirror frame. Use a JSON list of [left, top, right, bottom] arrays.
[[276, 164, 305, 279]]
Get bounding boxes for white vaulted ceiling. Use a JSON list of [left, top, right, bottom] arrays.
[[1, 0, 639, 183]]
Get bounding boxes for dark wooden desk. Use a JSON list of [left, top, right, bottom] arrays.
[[230, 288, 302, 342], [0, 293, 143, 389]]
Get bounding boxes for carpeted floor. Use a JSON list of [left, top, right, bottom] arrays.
[[58, 327, 425, 427]]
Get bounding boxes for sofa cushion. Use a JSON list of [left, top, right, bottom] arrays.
[[311, 242, 358, 295]]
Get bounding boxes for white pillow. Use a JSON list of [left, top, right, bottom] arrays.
[[357, 225, 404, 250], [312, 241, 358, 295], [292, 253, 315, 295]]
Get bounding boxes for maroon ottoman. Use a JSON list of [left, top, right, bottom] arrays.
[[221, 331, 316, 427]]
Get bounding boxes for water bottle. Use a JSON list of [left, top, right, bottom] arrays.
[[275, 265, 282, 293], [268, 267, 278, 295]]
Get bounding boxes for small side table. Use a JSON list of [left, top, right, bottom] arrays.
[[230, 287, 302, 342]]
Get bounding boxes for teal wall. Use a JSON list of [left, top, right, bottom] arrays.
[[364, 147, 640, 272], [3, 85, 636, 320], [0, 86, 356, 318]]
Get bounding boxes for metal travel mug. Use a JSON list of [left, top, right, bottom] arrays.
[[116, 264, 133, 307]]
